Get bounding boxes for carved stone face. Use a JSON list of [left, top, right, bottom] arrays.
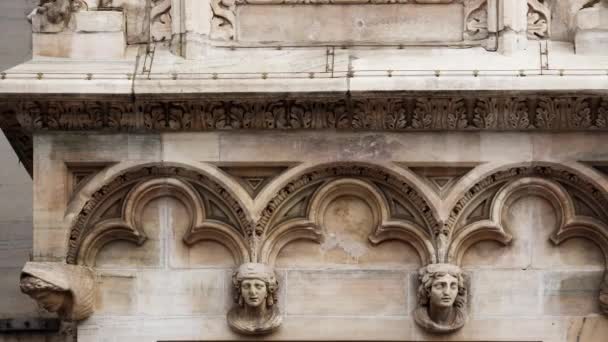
[[241, 279, 268, 308], [429, 273, 458, 308], [30, 290, 67, 313]]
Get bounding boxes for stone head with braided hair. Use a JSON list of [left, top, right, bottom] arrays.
[[415, 263, 468, 333], [227, 263, 282, 335]]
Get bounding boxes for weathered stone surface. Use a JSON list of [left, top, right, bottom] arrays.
[[543, 271, 603, 316], [71, 11, 124, 33], [135, 270, 225, 316], [33, 32, 126, 59], [3, 0, 608, 340], [237, 4, 463, 44], [94, 197, 164, 268], [95, 272, 137, 315], [20, 262, 96, 321], [161, 133, 220, 162], [474, 270, 541, 316], [286, 270, 407, 316]]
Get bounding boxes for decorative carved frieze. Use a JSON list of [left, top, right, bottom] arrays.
[[527, 0, 551, 39], [2, 94, 608, 177], [20, 262, 96, 321], [4, 95, 608, 132]]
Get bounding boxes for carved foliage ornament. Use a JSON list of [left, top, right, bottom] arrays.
[[528, 0, 551, 39], [20, 262, 96, 321], [3, 95, 606, 177], [6, 96, 608, 133]]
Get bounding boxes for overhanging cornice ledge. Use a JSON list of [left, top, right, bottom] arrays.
[[1, 90, 608, 177]]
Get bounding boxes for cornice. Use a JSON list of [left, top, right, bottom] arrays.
[[1, 91, 607, 177]]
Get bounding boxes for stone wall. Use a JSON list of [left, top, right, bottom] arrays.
[[30, 131, 608, 341], [0, 1, 46, 341]]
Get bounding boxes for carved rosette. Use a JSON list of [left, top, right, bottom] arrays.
[[527, 0, 551, 39], [20, 262, 96, 321]]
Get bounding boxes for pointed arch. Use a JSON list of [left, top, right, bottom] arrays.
[[67, 164, 252, 265], [256, 162, 440, 266]]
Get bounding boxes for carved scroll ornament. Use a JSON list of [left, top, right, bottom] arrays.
[[151, 0, 172, 42], [527, 0, 551, 39], [20, 262, 96, 321]]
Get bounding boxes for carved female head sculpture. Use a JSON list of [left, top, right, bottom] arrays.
[[20, 262, 95, 321], [227, 263, 282, 335], [415, 263, 467, 334]]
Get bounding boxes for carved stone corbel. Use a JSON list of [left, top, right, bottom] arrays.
[[527, 0, 551, 39], [19, 262, 96, 321], [415, 263, 468, 334], [27, 0, 72, 33], [227, 263, 282, 335]]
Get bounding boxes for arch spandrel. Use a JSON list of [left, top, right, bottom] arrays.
[[66, 164, 254, 266], [252, 163, 442, 266]]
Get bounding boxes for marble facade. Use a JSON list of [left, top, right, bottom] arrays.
[[1, 0, 608, 341]]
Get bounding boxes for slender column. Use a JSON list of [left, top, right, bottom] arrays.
[[498, 0, 528, 54]]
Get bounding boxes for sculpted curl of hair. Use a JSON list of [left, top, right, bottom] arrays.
[[232, 263, 279, 307]]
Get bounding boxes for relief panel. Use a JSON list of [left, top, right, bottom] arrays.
[[211, 0, 498, 50]]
